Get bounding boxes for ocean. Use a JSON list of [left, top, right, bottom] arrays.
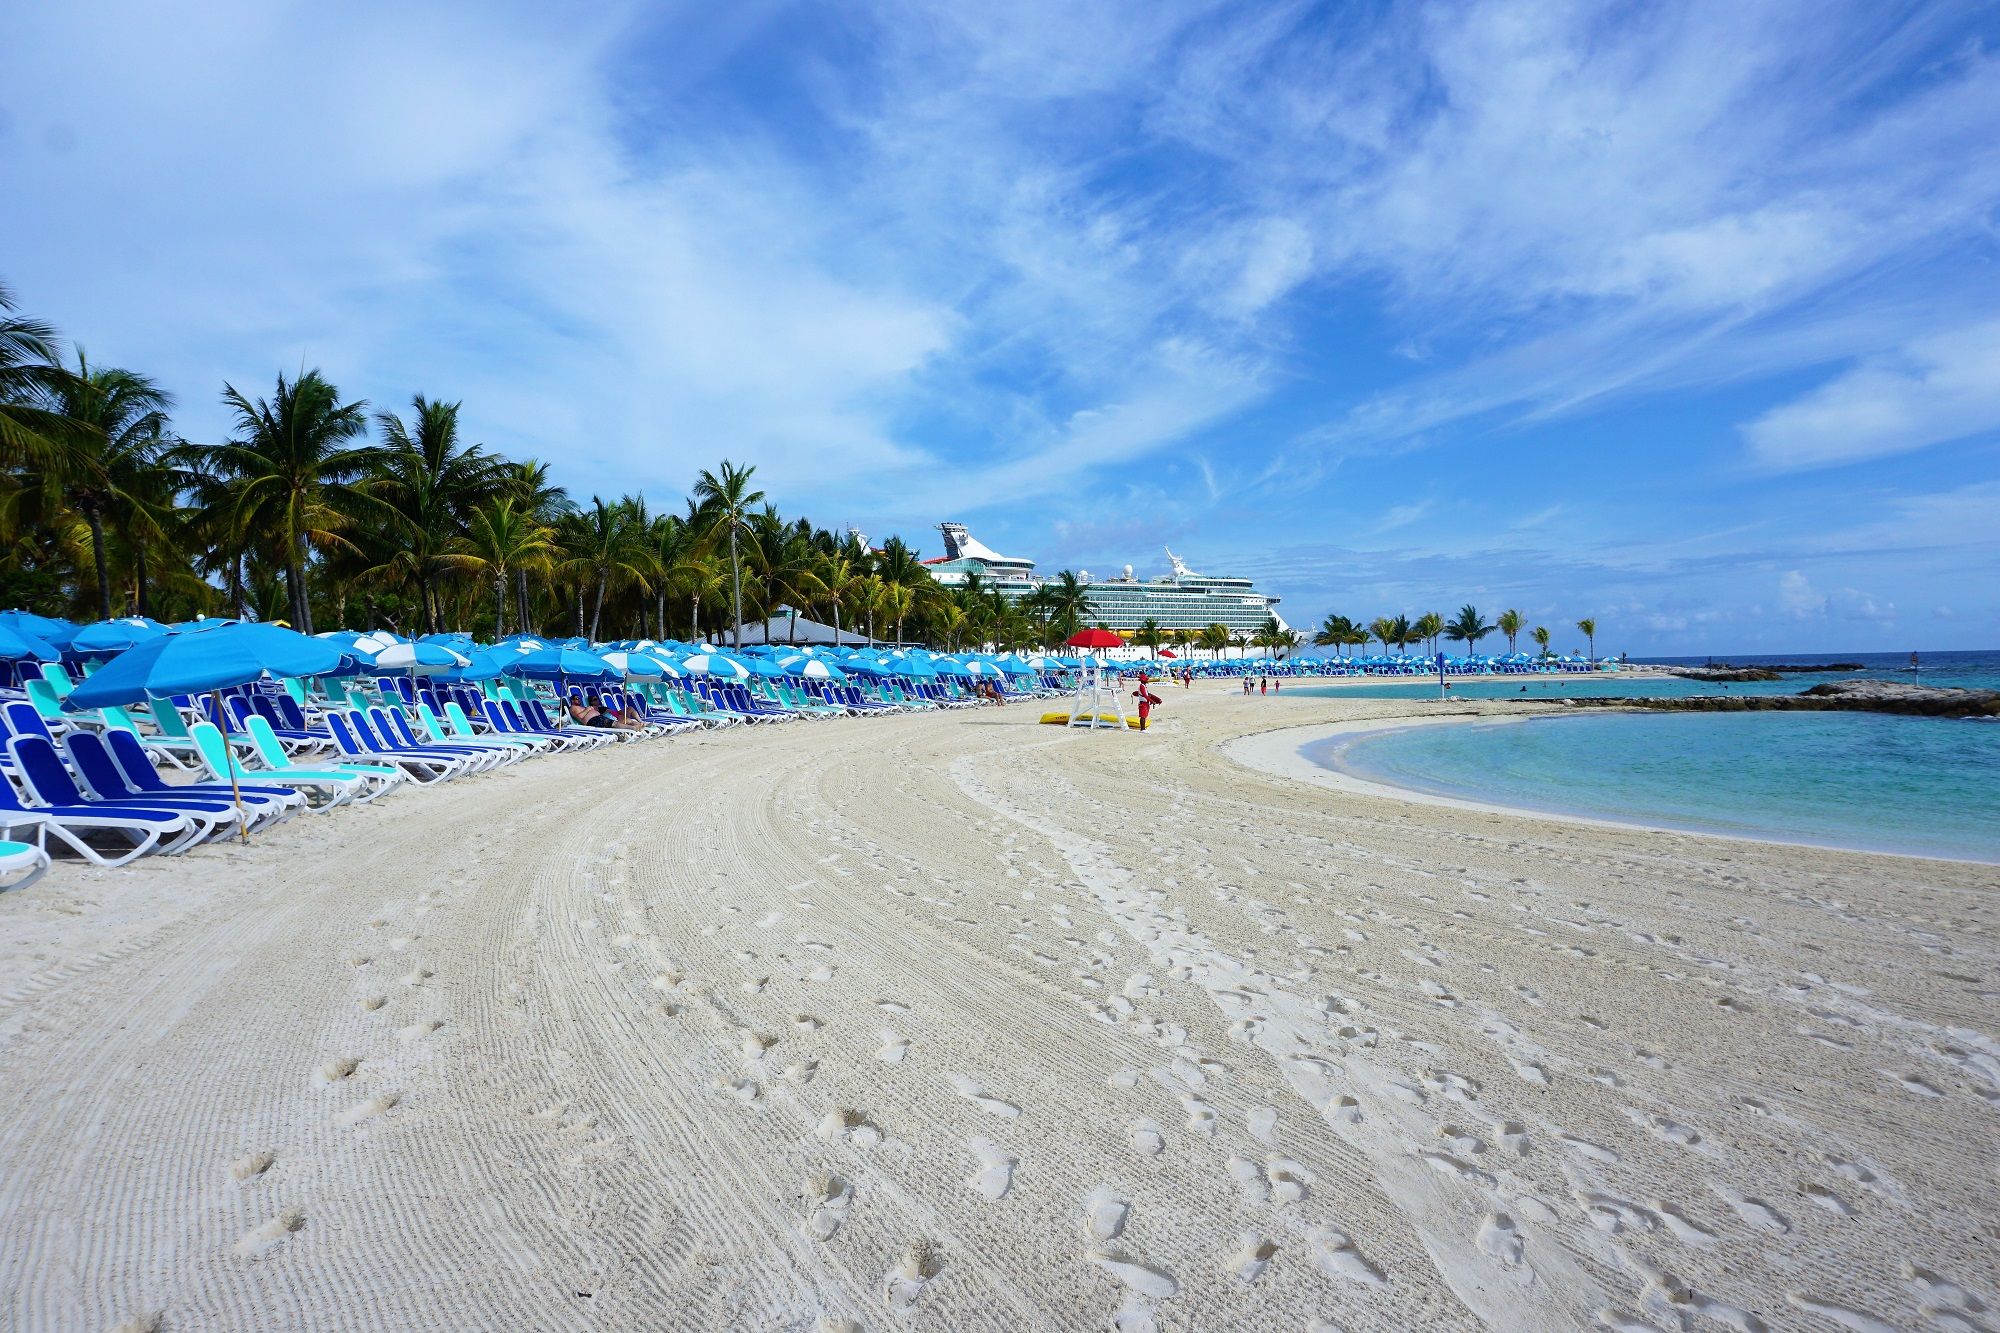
[[1299, 649, 2000, 863]]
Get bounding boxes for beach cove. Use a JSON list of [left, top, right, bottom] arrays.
[[1, 686, 1994, 1330]]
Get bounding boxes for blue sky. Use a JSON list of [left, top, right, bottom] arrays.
[[4, 1, 1998, 655]]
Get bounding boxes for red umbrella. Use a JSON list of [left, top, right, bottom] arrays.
[[1065, 628, 1124, 649], [1157, 649, 1176, 658]]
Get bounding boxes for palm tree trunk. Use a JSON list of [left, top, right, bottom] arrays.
[[85, 509, 112, 620], [574, 587, 585, 638], [789, 606, 800, 645], [292, 531, 314, 634], [516, 569, 531, 636], [689, 593, 700, 641], [495, 574, 506, 638], [656, 590, 665, 642], [133, 539, 150, 617], [590, 574, 607, 641], [728, 526, 744, 651]]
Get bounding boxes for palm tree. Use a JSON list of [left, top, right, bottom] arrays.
[[566, 495, 652, 641], [1413, 611, 1444, 655], [1389, 614, 1415, 652], [1042, 570, 1092, 643], [448, 498, 555, 637], [692, 460, 764, 649], [504, 459, 573, 634], [371, 395, 502, 631], [1313, 613, 1354, 656], [1199, 622, 1231, 660], [1368, 616, 1396, 654], [1577, 616, 1598, 663], [1135, 617, 1163, 656], [871, 535, 928, 645], [1496, 608, 1524, 655], [1532, 625, 1552, 657], [36, 350, 175, 619], [0, 282, 81, 469], [1445, 604, 1495, 656], [199, 370, 375, 632]]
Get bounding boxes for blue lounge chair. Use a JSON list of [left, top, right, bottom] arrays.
[[2, 735, 201, 864]]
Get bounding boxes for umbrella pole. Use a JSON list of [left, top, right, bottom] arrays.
[[211, 689, 250, 843]]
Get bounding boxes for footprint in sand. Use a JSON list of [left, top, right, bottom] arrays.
[[1129, 1119, 1165, 1157], [399, 1020, 443, 1043], [230, 1150, 275, 1182], [336, 1094, 398, 1127], [1181, 1097, 1216, 1136], [1801, 1183, 1854, 1217], [877, 1031, 909, 1064], [1655, 1201, 1717, 1246], [1227, 1156, 1267, 1205], [1476, 1212, 1523, 1266], [1088, 1249, 1178, 1299], [1084, 1187, 1129, 1241], [316, 1058, 360, 1084], [946, 1073, 1020, 1117], [882, 1241, 943, 1311], [1230, 1233, 1278, 1283], [1329, 1095, 1362, 1124], [1246, 1106, 1278, 1144], [1559, 1133, 1621, 1165], [1785, 1293, 1898, 1332], [1266, 1159, 1312, 1205], [234, 1206, 305, 1257], [817, 1109, 882, 1148], [1309, 1227, 1386, 1286], [966, 1137, 1015, 1200], [360, 994, 388, 1012], [802, 1172, 853, 1240], [1712, 1186, 1789, 1234]]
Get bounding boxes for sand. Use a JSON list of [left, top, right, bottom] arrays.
[[0, 688, 1994, 1330]]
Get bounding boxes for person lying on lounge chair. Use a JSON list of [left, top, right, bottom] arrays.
[[567, 698, 617, 729]]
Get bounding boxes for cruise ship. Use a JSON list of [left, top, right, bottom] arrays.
[[924, 522, 1286, 645]]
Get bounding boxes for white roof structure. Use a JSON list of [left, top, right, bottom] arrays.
[[730, 608, 876, 646]]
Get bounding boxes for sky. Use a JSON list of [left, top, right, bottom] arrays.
[[3, 0, 1998, 656]]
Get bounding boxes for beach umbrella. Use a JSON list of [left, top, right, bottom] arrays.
[[679, 653, 750, 679], [63, 622, 349, 841], [441, 649, 507, 682], [71, 617, 169, 656], [1065, 628, 1124, 650], [372, 642, 471, 674], [501, 646, 619, 681], [0, 624, 62, 663], [600, 650, 668, 679], [0, 610, 78, 649], [780, 657, 847, 681]]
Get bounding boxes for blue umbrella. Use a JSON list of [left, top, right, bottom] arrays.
[[0, 624, 61, 662], [441, 649, 508, 683], [0, 609, 78, 649], [501, 646, 619, 682], [62, 622, 349, 840], [65, 622, 347, 709], [71, 616, 169, 656]]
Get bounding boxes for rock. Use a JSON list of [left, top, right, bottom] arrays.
[[1566, 679, 2000, 719]]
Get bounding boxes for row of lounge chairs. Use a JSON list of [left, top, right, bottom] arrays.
[[0, 658, 1067, 878]]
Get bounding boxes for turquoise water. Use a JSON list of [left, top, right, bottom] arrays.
[[1310, 712, 2000, 863]]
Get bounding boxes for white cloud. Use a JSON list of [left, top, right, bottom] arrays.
[[1740, 321, 2000, 470]]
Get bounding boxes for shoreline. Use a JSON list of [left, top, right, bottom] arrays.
[[1224, 710, 2000, 868]]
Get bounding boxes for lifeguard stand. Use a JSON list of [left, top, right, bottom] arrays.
[[1065, 658, 1130, 729]]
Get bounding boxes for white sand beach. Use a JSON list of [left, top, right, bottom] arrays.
[[1, 688, 1995, 1331]]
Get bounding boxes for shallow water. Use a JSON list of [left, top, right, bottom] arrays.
[[1309, 710, 2000, 863]]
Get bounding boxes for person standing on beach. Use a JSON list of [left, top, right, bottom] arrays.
[[1132, 676, 1161, 730]]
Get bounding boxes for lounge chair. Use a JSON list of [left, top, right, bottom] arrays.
[[1, 736, 200, 865], [189, 721, 378, 809], [99, 729, 308, 822], [59, 730, 285, 837], [0, 838, 50, 891], [323, 711, 466, 784]]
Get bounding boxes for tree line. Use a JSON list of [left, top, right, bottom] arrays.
[[0, 281, 1159, 650], [1312, 607, 1601, 660]]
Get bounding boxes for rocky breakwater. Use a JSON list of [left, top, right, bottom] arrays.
[[1566, 679, 2000, 718]]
